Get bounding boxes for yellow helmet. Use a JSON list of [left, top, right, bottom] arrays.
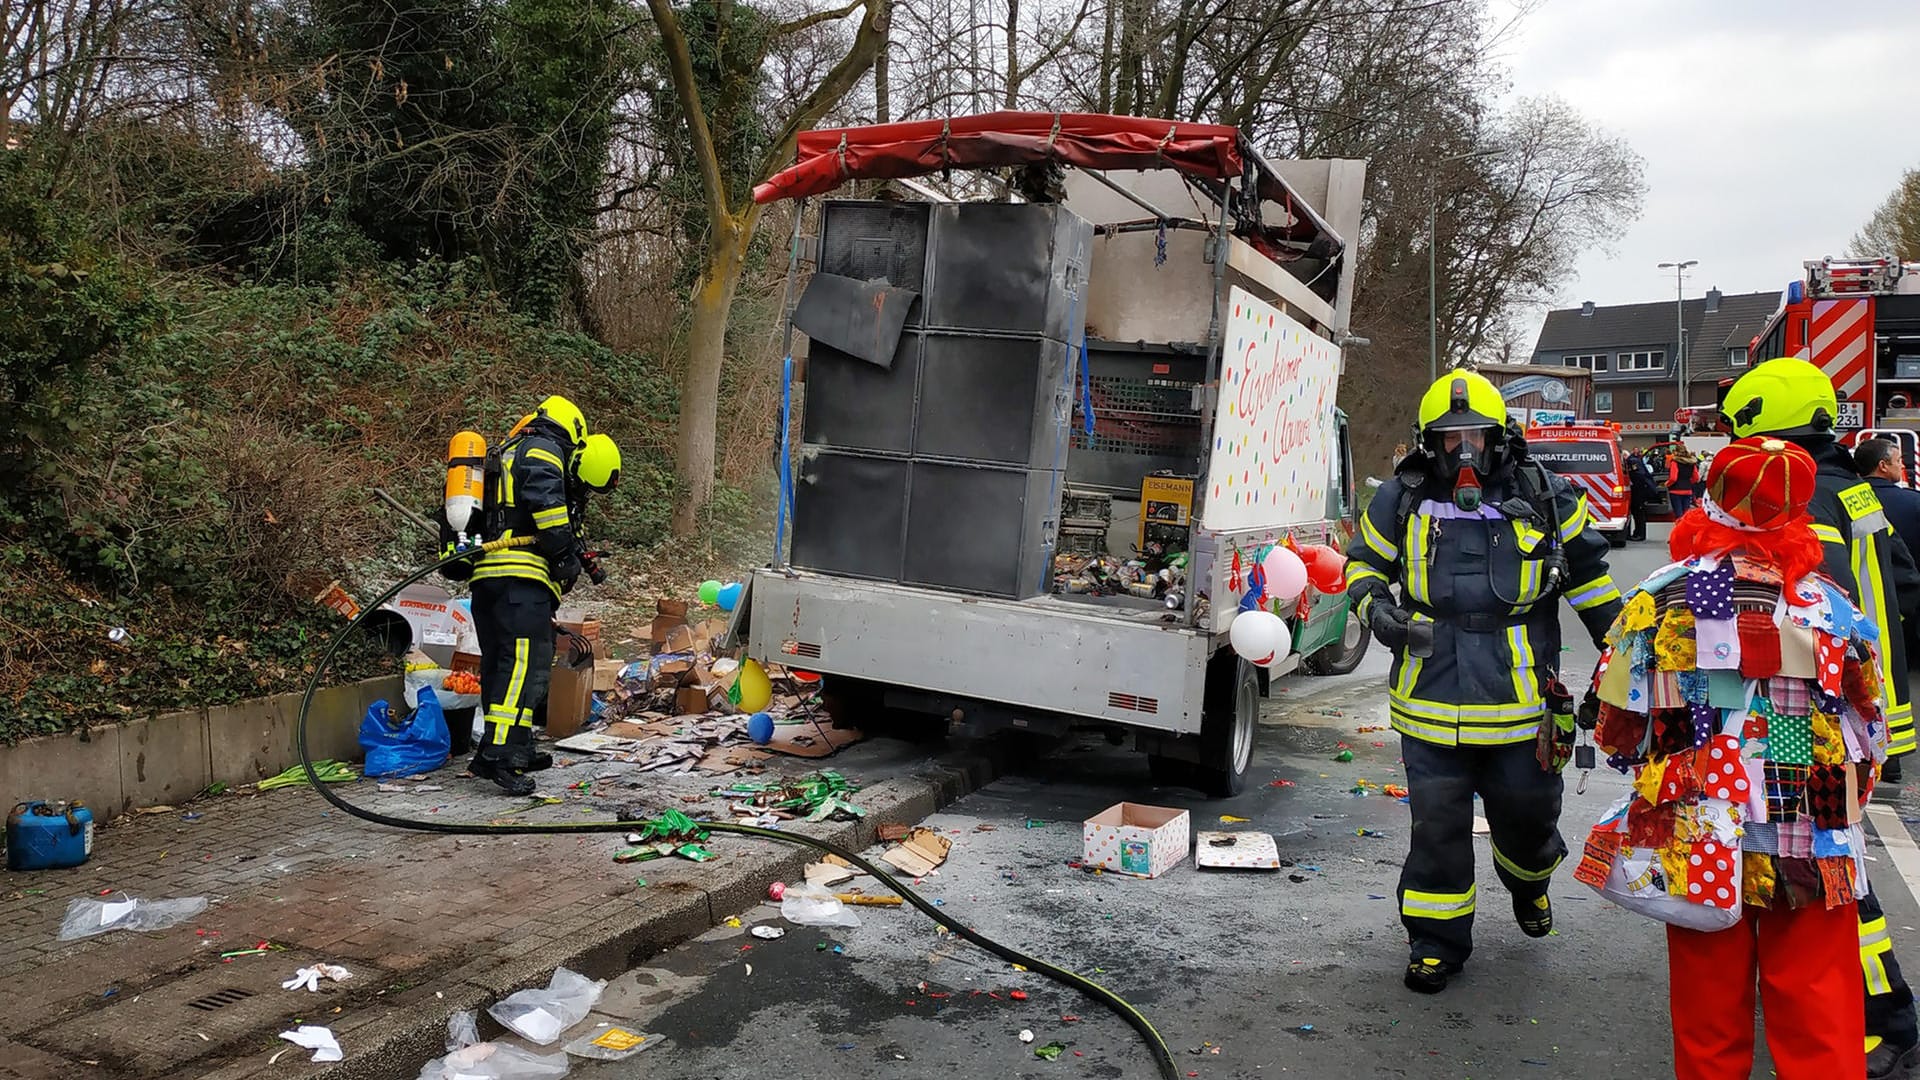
[[1418, 370, 1507, 433], [577, 433, 621, 492], [534, 395, 588, 447], [1724, 357, 1837, 437]]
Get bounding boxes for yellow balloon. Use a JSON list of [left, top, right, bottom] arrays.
[[734, 659, 773, 714]]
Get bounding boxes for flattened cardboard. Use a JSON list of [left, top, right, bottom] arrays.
[[880, 827, 953, 877], [1194, 831, 1281, 870], [1083, 802, 1190, 879], [764, 720, 863, 758], [546, 648, 596, 739], [594, 659, 627, 693]]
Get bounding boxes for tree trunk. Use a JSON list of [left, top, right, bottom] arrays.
[[671, 214, 748, 536], [1097, 0, 1114, 112], [875, 21, 890, 121]]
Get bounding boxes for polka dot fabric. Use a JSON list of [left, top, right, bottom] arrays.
[[1696, 735, 1750, 802], [1687, 840, 1738, 910]]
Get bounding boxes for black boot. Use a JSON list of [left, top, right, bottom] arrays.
[[1514, 893, 1553, 938], [1404, 956, 1463, 994], [1868, 1035, 1920, 1079], [471, 722, 537, 796]]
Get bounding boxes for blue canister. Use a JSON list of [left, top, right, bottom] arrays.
[[6, 801, 95, 871]]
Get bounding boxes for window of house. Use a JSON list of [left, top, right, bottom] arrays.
[[1728, 347, 1747, 368], [1594, 390, 1613, 413], [1636, 390, 1655, 413], [1616, 350, 1666, 372], [1565, 353, 1608, 371]]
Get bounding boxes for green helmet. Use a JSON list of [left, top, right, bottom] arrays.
[[1418, 370, 1507, 434], [1724, 357, 1838, 438]]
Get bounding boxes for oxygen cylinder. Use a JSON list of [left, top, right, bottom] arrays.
[[445, 431, 487, 539]]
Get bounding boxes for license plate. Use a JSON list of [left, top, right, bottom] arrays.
[[1837, 400, 1865, 429]]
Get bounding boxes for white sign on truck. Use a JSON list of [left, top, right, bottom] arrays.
[[1202, 287, 1341, 532]]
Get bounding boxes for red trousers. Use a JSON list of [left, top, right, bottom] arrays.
[[1667, 902, 1863, 1079]]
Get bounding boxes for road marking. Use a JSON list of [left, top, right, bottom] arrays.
[[1866, 804, 1920, 905]]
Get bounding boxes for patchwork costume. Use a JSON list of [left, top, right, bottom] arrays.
[[1577, 437, 1884, 1079]]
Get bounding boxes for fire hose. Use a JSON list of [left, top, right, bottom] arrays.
[[295, 537, 1177, 1079]]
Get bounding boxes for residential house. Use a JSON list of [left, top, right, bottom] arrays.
[[1529, 288, 1778, 443]]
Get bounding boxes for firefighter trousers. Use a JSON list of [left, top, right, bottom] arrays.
[[471, 576, 555, 769], [1398, 736, 1566, 966], [1861, 884, 1919, 1052], [1668, 902, 1863, 1080]]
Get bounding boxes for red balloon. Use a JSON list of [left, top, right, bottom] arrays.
[[1299, 544, 1347, 594]]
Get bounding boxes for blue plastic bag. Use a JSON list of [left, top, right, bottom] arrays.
[[359, 686, 451, 778]]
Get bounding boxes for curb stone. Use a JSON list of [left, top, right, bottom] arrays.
[[201, 740, 1006, 1080]]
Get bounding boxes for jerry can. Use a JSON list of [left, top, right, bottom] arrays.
[[6, 801, 94, 870]]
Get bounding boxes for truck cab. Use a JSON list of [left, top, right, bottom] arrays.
[[1525, 421, 1630, 544]]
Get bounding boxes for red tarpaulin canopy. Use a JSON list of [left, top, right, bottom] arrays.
[[752, 111, 1338, 252]]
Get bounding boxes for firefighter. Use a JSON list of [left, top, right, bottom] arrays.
[[1724, 358, 1920, 1078], [1346, 370, 1623, 994], [445, 396, 616, 796]]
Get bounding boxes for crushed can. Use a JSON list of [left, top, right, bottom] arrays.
[[6, 801, 95, 871]]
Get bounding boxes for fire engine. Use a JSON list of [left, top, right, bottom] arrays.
[[1746, 256, 1920, 436]]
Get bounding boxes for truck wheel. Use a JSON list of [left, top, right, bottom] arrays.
[[1606, 531, 1627, 549], [1302, 609, 1372, 676], [1196, 653, 1258, 797]]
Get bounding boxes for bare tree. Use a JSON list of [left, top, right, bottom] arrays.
[[1850, 166, 1920, 262]]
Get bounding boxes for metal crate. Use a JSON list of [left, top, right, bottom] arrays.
[[1058, 525, 1109, 557], [1061, 488, 1113, 528]]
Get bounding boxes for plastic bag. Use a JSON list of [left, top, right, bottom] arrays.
[[487, 967, 605, 1045], [416, 1043, 569, 1080], [1579, 792, 1742, 933], [446, 1010, 479, 1053], [360, 689, 451, 779], [779, 883, 860, 928], [58, 895, 208, 940]]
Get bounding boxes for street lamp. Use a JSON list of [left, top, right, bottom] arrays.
[[1429, 147, 1509, 382], [1658, 260, 1698, 408]]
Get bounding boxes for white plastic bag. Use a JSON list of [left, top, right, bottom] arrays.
[[57, 895, 208, 940], [779, 883, 860, 928], [406, 653, 480, 712], [487, 967, 605, 1045], [1580, 793, 1741, 933], [417, 1009, 569, 1080]]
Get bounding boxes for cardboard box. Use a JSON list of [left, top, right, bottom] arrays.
[[675, 685, 713, 716], [450, 650, 482, 676], [1083, 803, 1190, 879], [593, 659, 627, 693], [545, 647, 596, 740]]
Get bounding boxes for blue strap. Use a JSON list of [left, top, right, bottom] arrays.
[[1078, 336, 1095, 436], [775, 354, 795, 564]]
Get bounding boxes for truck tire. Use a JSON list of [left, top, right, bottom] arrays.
[[1302, 609, 1371, 676], [1606, 530, 1627, 549], [1195, 653, 1258, 797]]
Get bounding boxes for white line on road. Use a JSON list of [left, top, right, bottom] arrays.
[[1866, 804, 1920, 905]]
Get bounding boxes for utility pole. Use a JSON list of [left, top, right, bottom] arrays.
[[1658, 259, 1697, 408]]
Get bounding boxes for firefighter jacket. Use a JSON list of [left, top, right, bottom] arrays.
[[1798, 436, 1920, 756], [1345, 455, 1623, 749], [465, 419, 581, 599]]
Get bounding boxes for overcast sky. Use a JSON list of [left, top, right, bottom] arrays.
[[1495, 0, 1920, 344]]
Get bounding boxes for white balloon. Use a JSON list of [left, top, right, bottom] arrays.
[[1228, 609, 1291, 668], [1262, 545, 1309, 602]]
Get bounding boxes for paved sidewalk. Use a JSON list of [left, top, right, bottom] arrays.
[[0, 736, 998, 1080]]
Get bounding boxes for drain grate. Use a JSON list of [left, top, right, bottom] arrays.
[[186, 988, 254, 1012]]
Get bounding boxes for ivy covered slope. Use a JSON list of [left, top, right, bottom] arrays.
[[1, 184, 692, 741]]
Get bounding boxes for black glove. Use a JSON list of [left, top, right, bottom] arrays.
[[1576, 688, 1601, 731], [553, 553, 583, 594], [1368, 600, 1412, 649]]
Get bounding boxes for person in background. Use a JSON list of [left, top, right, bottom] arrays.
[[1857, 438, 1920, 562], [1667, 448, 1699, 516], [1627, 449, 1660, 541]]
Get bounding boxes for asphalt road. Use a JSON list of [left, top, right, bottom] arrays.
[[548, 529, 1920, 1080]]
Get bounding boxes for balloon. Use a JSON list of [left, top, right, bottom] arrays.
[[1299, 544, 1348, 593], [747, 711, 775, 744], [732, 659, 773, 713], [716, 582, 744, 611], [1262, 545, 1309, 602], [1228, 609, 1291, 668], [698, 580, 722, 605]]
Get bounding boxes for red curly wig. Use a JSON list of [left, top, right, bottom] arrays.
[[1668, 508, 1827, 602]]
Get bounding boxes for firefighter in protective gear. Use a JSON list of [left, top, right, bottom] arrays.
[[443, 396, 606, 796], [1345, 370, 1623, 994], [1725, 358, 1920, 1078]]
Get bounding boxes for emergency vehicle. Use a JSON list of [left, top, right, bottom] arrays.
[[1524, 421, 1630, 545], [1747, 256, 1920, 438]]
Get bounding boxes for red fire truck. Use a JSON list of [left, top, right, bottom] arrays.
[[1747, 257, 1920, 435], [1525, 421, 1631, 545]]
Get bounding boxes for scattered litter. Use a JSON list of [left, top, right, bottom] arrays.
[[1035, 1041, 1066, 1060], [282, 964, 354, 992], [1061, 1015, 1081, 1023], [1383, 784, 1409, 798], [131, 805, 178, 816], [750, 926, 786, 940], [724, 916, 742, 928], [1473, 815, 1491, 835], [1025, 819, 1047, 829], [420, 1040, 567, 1078], [1298, 1024, 1315, 1033], [487, 967, 606, 1045], [562, 1023, 662, 1060], [1356, 725, 1388, 733], [1268, 779, 1295, 788], [258, 761, 356, 791], [768, 882, 787, 901], [780, 883, 860, 928], [1332, 750, 1354, 763], [277, 1025, 342, 1063], [877, 823, 912, 842], [835, 893, 903, 907], [1019, 1030, 1035, 1043], [805, 862, 856, 888], [1218, 815, 1250, 824], [1355, 828, 1386, 838], [1010, 990, 1029, 1001], [880, 827, 953, 877], [58, 895, 208, 940]]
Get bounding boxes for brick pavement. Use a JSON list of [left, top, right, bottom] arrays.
[[0, 738, 963, 1079]]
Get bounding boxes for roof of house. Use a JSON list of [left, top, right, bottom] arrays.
[[1531, 290, 1777, 363]]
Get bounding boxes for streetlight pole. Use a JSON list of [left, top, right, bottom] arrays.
[[1428, 147, 1509, 382], [1658, 259, 1697, 409]]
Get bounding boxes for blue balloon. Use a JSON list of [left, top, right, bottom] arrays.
[[747, 712, 775, 744], [717, 582, 744, 611]]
